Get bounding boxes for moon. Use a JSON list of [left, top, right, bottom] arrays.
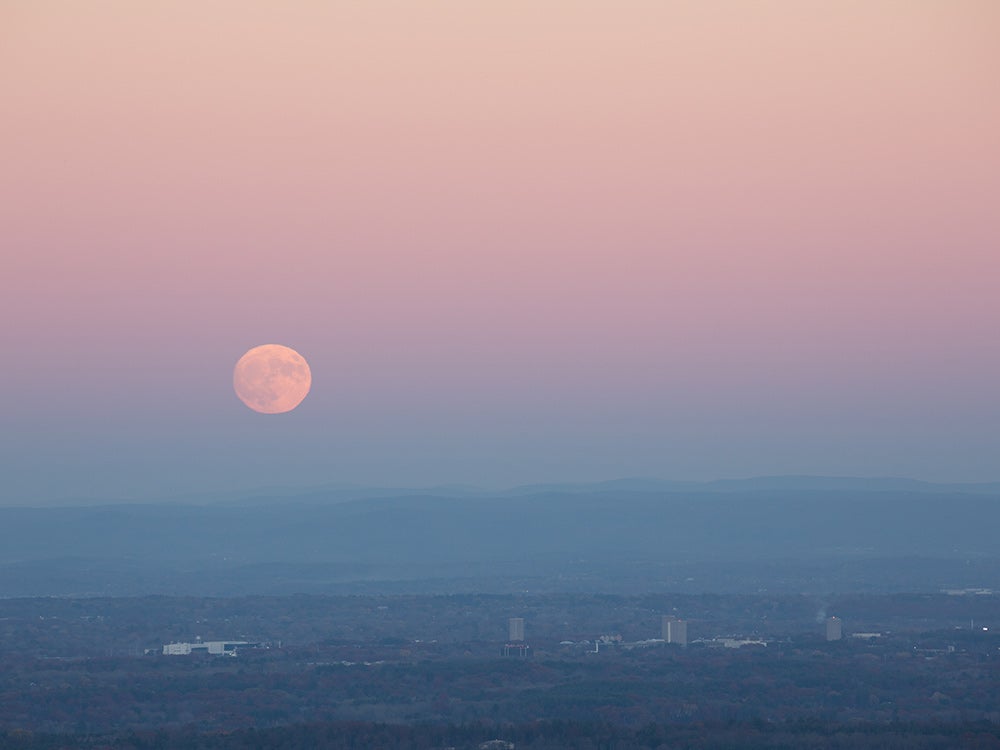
[[233, 344, 312, 414]]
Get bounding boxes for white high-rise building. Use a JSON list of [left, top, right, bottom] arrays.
[[826, 616, 842, 641], [508, 617, 525, 642], [662, 615, 687, 645]]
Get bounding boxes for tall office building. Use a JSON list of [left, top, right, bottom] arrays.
[[662, 615, 687, 646], [508, 617, 525, 642], [826, 616, 842, 641]]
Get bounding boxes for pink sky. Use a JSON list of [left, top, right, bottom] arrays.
[[1, 2, 998, 499]]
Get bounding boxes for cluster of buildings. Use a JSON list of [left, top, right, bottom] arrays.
[[501, 614, 864, 655], [502, 614, 689, 656], [164, 614, 864, 660]]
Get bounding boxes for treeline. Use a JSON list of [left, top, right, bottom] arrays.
[[4, 647, 1000, 734], [3, 719, 1000, 750]]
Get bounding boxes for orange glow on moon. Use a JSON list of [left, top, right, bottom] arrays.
[[233, 344, 312, 414]]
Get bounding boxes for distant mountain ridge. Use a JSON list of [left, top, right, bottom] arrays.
[[501, 476, 1000, 496], [12, 475, 1000, 508], [2, 481, 999, 596], [1, 485, 997, 565]]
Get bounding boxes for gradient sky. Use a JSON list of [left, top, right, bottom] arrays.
[[2, 1, 998, 501]]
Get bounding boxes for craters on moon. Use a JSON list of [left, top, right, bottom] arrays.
[[233, 344, 312, 414]]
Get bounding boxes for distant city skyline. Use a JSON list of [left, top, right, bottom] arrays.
[[2, 2, 998, 503]]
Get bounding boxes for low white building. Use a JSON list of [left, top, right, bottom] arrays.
[[162, 640, 259, 656]]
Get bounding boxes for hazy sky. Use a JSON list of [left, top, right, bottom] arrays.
[[2, 1, 998, 501]]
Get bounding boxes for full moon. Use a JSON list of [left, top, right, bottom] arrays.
[[233, 344, 312, 414]]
